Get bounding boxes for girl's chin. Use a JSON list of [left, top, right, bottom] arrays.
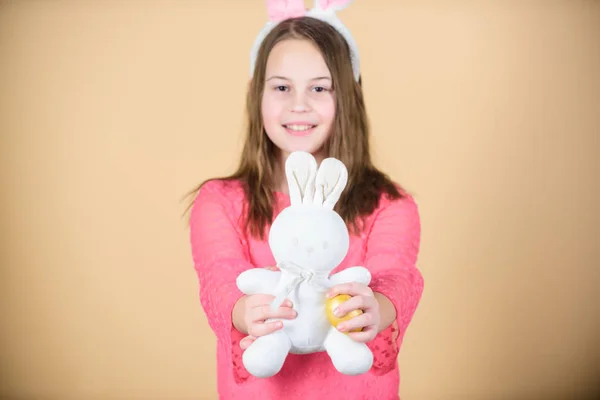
[[281, 144, 327, 157]]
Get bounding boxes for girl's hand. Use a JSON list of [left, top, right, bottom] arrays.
[[236, 266, 296, 349], [326, 282, 380, 343]]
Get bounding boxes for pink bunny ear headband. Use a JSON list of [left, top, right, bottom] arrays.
[[249, 0, 360, 82]]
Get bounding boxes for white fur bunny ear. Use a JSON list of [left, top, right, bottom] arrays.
[[313, 0, 354, 12], [313, 157, 348, 209], [285, 151, 318, 206], [305, 0, 360, 82]]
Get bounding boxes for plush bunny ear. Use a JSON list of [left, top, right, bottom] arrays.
[[313, 157, 348, 209], [266, 0, 306, 22], [313, 0, 354, 12], [285, 151, 318, 206]]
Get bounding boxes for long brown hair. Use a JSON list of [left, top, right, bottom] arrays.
[[183, 16, 403, 239]]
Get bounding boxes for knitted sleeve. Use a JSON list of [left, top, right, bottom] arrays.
[[365, 192, 424, 375], [189, 180, 252, 383]]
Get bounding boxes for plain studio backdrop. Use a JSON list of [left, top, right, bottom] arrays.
[[0, 0, 598, 399]]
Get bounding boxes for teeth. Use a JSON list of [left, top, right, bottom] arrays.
[[285, 125, 314, 131]]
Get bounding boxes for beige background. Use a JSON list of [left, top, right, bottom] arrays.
[[1, 0, 598, 399]]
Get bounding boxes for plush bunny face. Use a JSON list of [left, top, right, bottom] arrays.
[[269, 151, 350, 272], [269, 205, 349, 273]]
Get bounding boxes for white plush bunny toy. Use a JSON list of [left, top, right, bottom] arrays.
[[236, 151, 374, 378]]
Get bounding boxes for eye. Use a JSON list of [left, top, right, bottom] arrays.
[[275, 85, 289, 92], [292, 237, 299, 246], [312, 86, 329, 93]]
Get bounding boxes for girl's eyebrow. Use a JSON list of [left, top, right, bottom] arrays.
[[266, 76, 332, 81]]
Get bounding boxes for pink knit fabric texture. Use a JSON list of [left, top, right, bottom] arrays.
[[189, 179, 423, 400]]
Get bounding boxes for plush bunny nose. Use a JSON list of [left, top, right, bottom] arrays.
[[306, 246, 314, 254]]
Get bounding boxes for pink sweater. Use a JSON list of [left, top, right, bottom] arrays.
[[189, 179, 423, 400]]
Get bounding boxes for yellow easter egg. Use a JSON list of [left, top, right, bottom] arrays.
[[325, 294, 363, 332]]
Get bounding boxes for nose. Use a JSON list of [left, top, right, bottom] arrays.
[[306, 246, 314, 254], [290, 91, 311, 113]]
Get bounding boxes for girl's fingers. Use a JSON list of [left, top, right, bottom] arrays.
[[336, 312, 375, 333], [246, 302, 297, 338], [347, 326, 378, 343], [332, 295, 376, 319], [247, 320, 283, 338], [326, 282, 373, 298], [240, 335, 256, 350], [251, 304, 296, 323]]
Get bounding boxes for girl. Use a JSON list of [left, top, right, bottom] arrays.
[[187, 2, 423, 399]]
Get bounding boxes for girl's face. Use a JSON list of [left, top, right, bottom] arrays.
[[261, 39, 336, 161]]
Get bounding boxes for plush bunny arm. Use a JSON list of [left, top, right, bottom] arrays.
[[363, 192, 423, 376], [329, 266, 371, 286], [237, 269, 281, 295], [189, 180, 254, 384]]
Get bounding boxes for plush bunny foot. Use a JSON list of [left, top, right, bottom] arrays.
[[242, 330, 292, 378], [324, 327, 373, 375]]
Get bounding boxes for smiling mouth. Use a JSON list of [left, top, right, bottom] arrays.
[[283, 124, 316, 131], [283, 124, 317, 136]]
